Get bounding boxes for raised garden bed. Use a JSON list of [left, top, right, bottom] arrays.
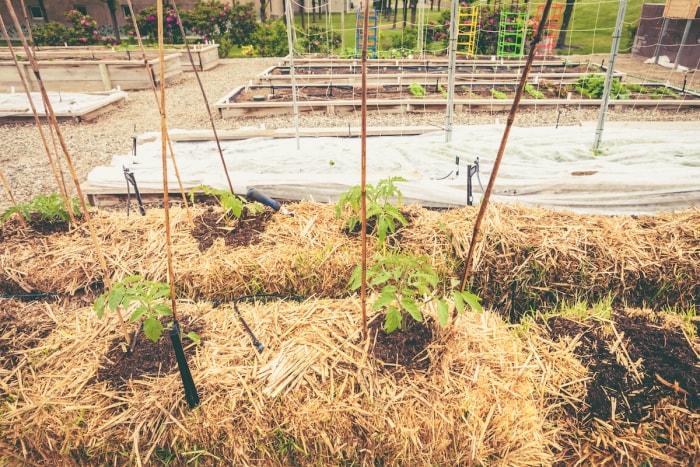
[[1, 43, 220, 71], [0, 52, 182, 92], [257, 60, 625, 86], [215, 81, 700, 117]]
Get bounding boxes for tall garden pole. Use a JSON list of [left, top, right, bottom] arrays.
[[360, 0, 370, 339], [459, 0, 554, 293], [285, 0, 301, 149], [672, 19, 693, 71], [592, 0, 627, 151], [444, 0, 458, 143]]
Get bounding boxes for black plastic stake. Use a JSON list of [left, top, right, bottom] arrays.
[[170, 321, 200, 408]]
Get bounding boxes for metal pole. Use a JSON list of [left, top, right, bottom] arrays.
[[445, 0, 458, 143], [672, 19, 693, 71], [285, 0, 300, 149], [592, 0, 627, 151], [653, 17, 669, 65]]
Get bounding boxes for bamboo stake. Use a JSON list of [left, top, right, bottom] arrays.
[[459, 0, 554, 293], [0, 12, 72, 222], [359, 0, 370, 340], [125, 0, 193, 227], [156, 0, 178, 323], [157, 0, 199, 408], [0, 167, 27, 228], [2, 0, 130, 346], [170, 0, 235, 195]]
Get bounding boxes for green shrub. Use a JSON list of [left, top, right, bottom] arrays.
[[298, 25, 342, 54], [32, 10, 102, 46], [250, 19, 289, 57]]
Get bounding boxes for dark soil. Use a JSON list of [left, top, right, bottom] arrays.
[[190, 207, 273, 251], [546, 310, 700, 423], [234, 82, 698, 103], [369, 315, 433, 372], [95, 316, 202, 390]]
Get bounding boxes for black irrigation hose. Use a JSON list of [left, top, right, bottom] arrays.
[[212, 294, 304, 353]]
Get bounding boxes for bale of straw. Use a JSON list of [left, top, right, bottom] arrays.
[[0, 203, 698, 314], [1, 298, 578, 465]]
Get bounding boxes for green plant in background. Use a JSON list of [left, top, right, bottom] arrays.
[[189, 185, 263, 225], [94, 275, 200, 343], [525, 84, 545, 99], [250, 19, 289, 57], [1, 193, 81, 224], [408, 82, 426, 98], [349, 254, 482, 333], [298, 24, 342, 54], [335, 176, 408, 246], [490, 88, 508, 99], [575, 74, 630, 99], [626, 82, 678, 99]]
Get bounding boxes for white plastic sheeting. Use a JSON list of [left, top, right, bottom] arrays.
[[86, 121, 700, 215]]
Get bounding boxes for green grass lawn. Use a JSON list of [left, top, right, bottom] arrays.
[[227, 0, 644, 58]]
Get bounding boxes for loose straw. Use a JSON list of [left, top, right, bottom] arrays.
[[360, 0, 370, 339], [125, 0, 193, 227], [2, 0, 131, 346], [170, 0, 235, 195], [459, 0, 555, 292]]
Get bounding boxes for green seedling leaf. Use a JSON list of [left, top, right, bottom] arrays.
[[143, 317, 164, 343], [94, 294, 106, 319], [384, 306, 401, 333], [186, 332, 201, 345], [153, 303, 173, 316], [129, 305, 148, 322], [437, 299, 449, 327], [108, 287, 126, 311], [401, 297, 423, 322]]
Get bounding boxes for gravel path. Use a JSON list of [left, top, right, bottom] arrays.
[[0, 55, 697, 212]]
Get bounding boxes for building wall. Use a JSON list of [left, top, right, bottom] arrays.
[[633, 3, 700, 70]]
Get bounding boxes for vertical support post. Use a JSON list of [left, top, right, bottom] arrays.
[[593, 0, 627, 151], [445, 0, 458, 143], [654, 17, 669, 64], [673, 19, 693, 71], [285, 0, 300, 149]]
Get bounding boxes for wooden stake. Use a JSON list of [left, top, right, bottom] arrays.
[[360, 0, 370, 340], [459, 0, 555, 293]]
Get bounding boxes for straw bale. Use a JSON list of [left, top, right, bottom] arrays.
[[1, 203, 698, 314], [1, 297, 587, 465]]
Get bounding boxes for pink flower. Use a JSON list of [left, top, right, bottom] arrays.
[[148, 15, 155, 21]]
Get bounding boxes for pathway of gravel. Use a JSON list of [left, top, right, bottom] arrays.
[[0, 55, 697, 211]]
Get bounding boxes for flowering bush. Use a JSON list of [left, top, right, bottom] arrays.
[[298, 25, 341, 55], [124, 5, 184, 44], [32, 10, 101, 46], [123, 1, 256, 56]]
